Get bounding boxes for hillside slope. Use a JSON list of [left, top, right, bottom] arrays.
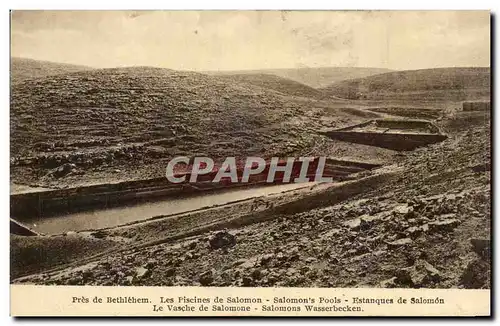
[[216, 73, 322, 98], [321, 67, 490, 100], [11, 66, 375, 187], [207, 67, 393, 88], [11, 57, 94, 84], [13, 111, 491, 288]]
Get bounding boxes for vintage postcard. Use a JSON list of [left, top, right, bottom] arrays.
[[9, 10, 491, 317]]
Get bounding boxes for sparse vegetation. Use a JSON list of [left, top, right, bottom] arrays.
[[10, 59, 491, 290], [321, 67, 490, 100], [207, 67, 393, 88], [11, 57, 93, 84], [216, 73, 322, 98], [11, 64, 378, 187]]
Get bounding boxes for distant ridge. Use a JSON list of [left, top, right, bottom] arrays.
[[11, 57, 94, 83], [216, 73, 322, 98], [319, 67, 491, 100], [205, 67, 394, 88]]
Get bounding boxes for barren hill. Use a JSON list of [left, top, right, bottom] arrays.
[[216, 73, 322, 98], [320, 67, 491, 100], [207, 67, 393, 88], [11, 66, 375, 187], [11, 57, 94, 83]]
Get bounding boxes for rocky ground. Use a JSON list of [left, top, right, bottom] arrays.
[[11, 67, 396, 189], [12, 110, 491, 288], [11, 57, 93, 84], [320, 67, 490, 100], [216, 73, 323, 98]]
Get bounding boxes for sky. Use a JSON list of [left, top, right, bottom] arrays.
[[10, 10, 490, 71]]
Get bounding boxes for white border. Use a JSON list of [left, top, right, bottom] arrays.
[[2, 1, 497, 10], [2, 1, 498, 325]]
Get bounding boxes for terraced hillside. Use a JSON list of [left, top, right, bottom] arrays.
[[11, 66, 389, 188], [321, 67, 490, 100], [207, 67, 393, 88], [12, 109, 491, 288], [11, 57, 93, 84]]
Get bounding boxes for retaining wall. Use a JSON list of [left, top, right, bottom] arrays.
[[323, 119, 447, 151], [324, 131, 448, 151], [463, 101, 491, 111], [11, 158, 381, 220]]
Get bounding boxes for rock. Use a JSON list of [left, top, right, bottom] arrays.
[[135, 266, 151, 279], [165, 268, 176, 277], [422, 260, 441, 279], [428, 219, 461, 232], [366, 235, 384, 244], [470, 238, 490, 260], [286, 268, 298, 277], [90, 230, 108, 239], [251, 269, 262, 280], [350, 252, 370, 262], [356, 245, 370, 255], [344, 217, 361, 230], [242, 276, 253, 287], [405, 226, 423, 237], [380, 277, 397, 288], [360, 214, 381, 226], [275, 252, 286, 263], [67, 276, 83, 285], [459, 258, 490, 289], [232, 259, 247, 267], [471, 162, 490, 173], [394, 204, 414, 215], [49, 163, 77, 178], [259, 254, 274, 266], [199, 271, 214, 286], [386, 237, 413, 249], [396, 260, 442, 288], [445, 194, 457, 201], [209, 231, 236, 250], [287, 247, 300, 261], [322, 228, 342, 237], [98, 262, 112, 270], [438, 213, 457, 219], [81, 271, 93, 280]]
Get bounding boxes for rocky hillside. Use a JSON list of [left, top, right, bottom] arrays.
[[13, 111, 490, 288], [11, 57, 93, 84], [208, 67, 393, 88], [321, 67, 491, 100], [11, 66, 363, 187], [216, 73, 322, 98]]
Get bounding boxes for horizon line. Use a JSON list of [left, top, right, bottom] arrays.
[[11, 56, 491, 72]]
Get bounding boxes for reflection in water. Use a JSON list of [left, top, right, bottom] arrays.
[[22, 182, 314, 235]]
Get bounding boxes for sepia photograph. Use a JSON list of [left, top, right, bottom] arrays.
[[8, 9, 491, 316]]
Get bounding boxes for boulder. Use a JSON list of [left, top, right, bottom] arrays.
[[209, 231, 236, 250], [199, 270, 214, 286]]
